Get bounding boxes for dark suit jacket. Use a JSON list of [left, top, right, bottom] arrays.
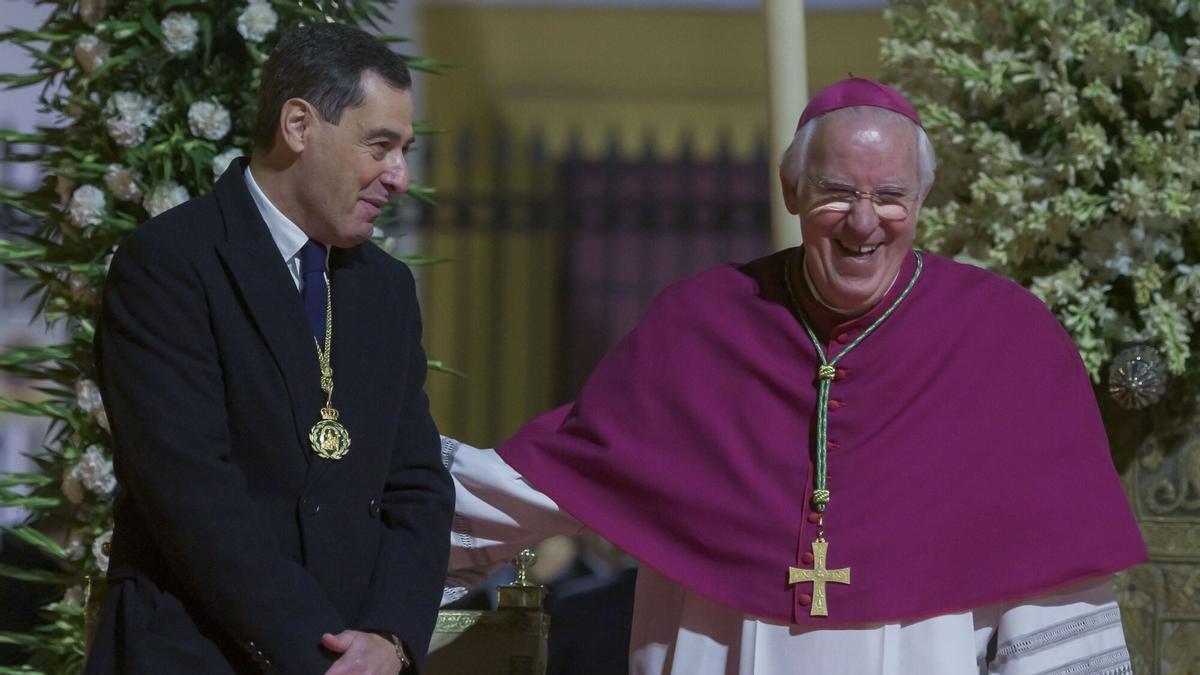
[[86, 161, 453, 674]]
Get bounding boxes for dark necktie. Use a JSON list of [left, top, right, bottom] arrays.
[[300, 240, 327, 348]]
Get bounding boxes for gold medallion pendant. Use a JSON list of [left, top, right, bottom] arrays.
[[310, 406, 351, 460], [310, 281, 350, 460]]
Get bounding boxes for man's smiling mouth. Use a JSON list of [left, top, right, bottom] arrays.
[[836, 240, 881, 257]]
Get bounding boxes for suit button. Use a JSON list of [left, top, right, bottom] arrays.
[[369, 498, 381, 518], [303, 499, 320, 516], [260, 657, 272, 671], [245, 640, 257, 652]]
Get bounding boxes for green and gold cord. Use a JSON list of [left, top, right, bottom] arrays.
[[783, 250, 924, 512]]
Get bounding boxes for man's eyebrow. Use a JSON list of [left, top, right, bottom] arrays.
[[364, 128, 404, 142]]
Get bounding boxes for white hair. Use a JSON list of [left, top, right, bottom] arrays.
[[780, 105, 937, 197]]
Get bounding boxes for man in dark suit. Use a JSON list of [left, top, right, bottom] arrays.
[[88, 24, 453, 675]]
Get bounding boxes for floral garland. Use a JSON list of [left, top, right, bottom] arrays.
[[0, 1, 446, 672], [881, 0, 1200, 421]]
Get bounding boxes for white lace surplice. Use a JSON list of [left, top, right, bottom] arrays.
[[441, 438, 1132, 675]]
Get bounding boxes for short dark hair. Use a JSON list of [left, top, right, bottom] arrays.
[[253, 23, 412, 150]]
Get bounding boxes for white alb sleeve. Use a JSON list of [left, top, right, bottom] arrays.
[[987, 578, 1131, 675], [440, 436, 585, 605]]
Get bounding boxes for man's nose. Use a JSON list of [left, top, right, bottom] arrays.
[[845, 196, 879, 232], [379, 157, 409, 194]]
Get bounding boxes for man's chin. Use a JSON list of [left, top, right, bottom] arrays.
[[328, 225, 374, 249]]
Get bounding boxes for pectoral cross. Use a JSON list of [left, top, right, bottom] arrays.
[[788, 538, 851, 617]]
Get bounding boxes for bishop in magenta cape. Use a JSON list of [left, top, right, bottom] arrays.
[[497, 246, 1147, 627]]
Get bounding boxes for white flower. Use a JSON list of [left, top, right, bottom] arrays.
[[75, 378, 111, 430], [64, 529, 89, 561], [92, 531, 113, 573], [143, 181, 190, 217], [211, 148, 243, 179], [187, 101, 232, 141], [68, 185, 106, 228], [62, 586, 86, 607], [74, 35, 110, 74], [61, 465, 85, 505], [79, 0, 107, 26], [105, 117, 145, 148], [160, 12, 199, 55], [68, 272, 95, 305], [96, 408, 110, 432], [237, 0, 279, 43], [105, 164, 143, 202], [77, 446, 117, 495], [75, 378, 104, 415], [103, 92, 159, 148]]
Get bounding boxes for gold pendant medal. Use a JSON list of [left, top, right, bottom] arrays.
[[310, 282, 351, 460], [310, 407, 351, 460]]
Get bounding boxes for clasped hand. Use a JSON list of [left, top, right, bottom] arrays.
[[322, 629, 405, 675]]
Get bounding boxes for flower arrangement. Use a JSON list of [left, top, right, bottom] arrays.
[[881, 0, 1200, 421], [0, 1, 446, 671]]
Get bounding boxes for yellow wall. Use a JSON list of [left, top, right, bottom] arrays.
[[420, 6, 888, 187], [416, 5, 888, 445]]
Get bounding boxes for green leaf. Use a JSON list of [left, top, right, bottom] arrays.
[[0, 130, 47, 144], [0, 72, 53, 89], [0, 397, 71, 419], [0, 492, 61, 509], [0, 564, 73, 585], [398, 56, 457, 75], [140, 12, 167, 43], [393, 254, 451, 267], [0, 239, 49, 263], [427, 359, 465, 378], [405, 184, 437, 206], [412, 121, 446, 135], [0, 345, 73, 367], [0, 473, 54, 489], [1, 526, 68, 561], [0, 631, 44, 646]]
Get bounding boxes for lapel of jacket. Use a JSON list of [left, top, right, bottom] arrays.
[[212, 160, 324, 464], [302, 243, 378, 488]]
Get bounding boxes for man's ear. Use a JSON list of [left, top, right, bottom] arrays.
[[780, 170, 800, 215], [278, 98, 313, 153]]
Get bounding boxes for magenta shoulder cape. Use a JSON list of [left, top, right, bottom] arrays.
[[497, 248, 1147, 626]]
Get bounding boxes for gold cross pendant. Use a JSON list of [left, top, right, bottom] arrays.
[[788, 538, 851, 617]]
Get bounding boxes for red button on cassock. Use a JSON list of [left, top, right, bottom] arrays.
[[799, 594, 813, 606], [835, 332, 851, 344], [802, 552, 815, 564], [828, 399, 843, 411], [807, 512, 821, 524]]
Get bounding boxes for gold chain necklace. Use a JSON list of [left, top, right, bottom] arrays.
[[309, 282, 351, 460]]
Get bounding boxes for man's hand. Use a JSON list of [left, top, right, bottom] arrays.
[[321, 630, 406, 675]]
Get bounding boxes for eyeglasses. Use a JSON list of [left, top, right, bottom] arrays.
[[805, 176, 914, 221]]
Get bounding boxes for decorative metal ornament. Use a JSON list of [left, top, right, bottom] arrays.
[[1108, 345, 1167, 410], [310, 407, 351, 460], [788, 538, 852, 617]]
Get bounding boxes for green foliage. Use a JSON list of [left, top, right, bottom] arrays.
[[883, 0, 1200, 410], [0, 1, 442, 670]]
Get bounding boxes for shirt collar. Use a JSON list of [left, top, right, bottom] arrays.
[[243, 165, 310, 264]]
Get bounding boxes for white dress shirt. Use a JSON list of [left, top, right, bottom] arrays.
[[243, 166, 321, 289]]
